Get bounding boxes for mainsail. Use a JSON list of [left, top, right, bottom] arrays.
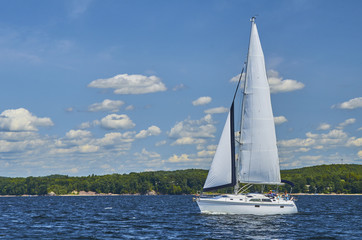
[[238, 18, 281, 184]]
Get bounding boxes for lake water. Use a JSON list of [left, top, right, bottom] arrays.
[[0, 195, 360, 239]]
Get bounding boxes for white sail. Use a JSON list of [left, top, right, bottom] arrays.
[[203, 105, 235, 191], [238, 19, 281, 184], [196, 18, 298, 215]]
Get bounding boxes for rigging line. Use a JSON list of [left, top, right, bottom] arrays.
[[232, 67, 245, 103]]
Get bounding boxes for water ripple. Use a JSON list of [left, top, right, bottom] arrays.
[[0, 195, 361, 239]]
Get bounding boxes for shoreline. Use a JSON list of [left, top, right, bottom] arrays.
[[1, 193, 362, 197]]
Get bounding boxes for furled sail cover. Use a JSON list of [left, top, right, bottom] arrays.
[[203, 104, 236, 191], [239, 20, 281, 184]]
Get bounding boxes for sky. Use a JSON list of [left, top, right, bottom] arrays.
[[0, 0, 361, 177]]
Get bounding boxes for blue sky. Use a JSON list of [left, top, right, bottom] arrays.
[[0, 0, 361, 177]]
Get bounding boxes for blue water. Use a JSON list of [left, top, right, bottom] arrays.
[[0, 195, 360, 239]]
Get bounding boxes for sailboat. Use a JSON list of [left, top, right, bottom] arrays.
[[195, 17, 298, 215]]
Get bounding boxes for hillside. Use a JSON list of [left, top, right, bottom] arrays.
[[0, 164, 360, 195]]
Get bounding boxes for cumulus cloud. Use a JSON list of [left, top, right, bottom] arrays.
[[358, 150, 362, 159], [197, 149, 215, 157], [332, 97, 362, 109], [267, 70, 305, 93], [135, 125, 161, 139], [168, 154, 190, 163], [337, 118, 356, 129], [192, 96, 212, 106], [0, 108, 53, 132], [279, 138, 316, 148], [168, 114, 216, 145], [274, 116, 288, 125], [78, 144, 99, 153], [100, 114, 136, 130], [229, 73, 245, 83], [204, 107, 228, 114], [230, 70, 304, 94], [65, 129, 92, 139], [88, 74, 167, 94], [88, 99, 125, 112], [171, 137, 206, 146], [97, 132, 135, 147], [134, 148, 161, 159], [300, 155, 322, 161], [317, 123, 331, 130], [279, 129, 349, 152], [346, 137, 362, 147]]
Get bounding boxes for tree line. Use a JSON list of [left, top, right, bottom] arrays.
[[0, 164, 360, 196]]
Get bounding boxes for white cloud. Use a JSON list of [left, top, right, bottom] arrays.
[[204, 107, 228, 114], [317, 123, 331, 130], [97, 132, 135, 147], [192, 96, 212, 106], [295, 147, 311, 152], [68, 167, 79, 174], [0, 131, 38, 141], [337, 118, 356, 129], [78, 144, 99, 153], [274, 116, 288, 125], [229, 73, 245, 83], [79, 121, 92, 129], [134, 148, 161, 159], [346, 137, 362, 147], [300, 155, 322, 161], [332, 97, 362, 109], [65, 129, 92, 139], [278, 138, 316, 148], [229, 70, 304, 94], [88, 99, 125, 112], [267, 70, 305, 93], [135, 125, 161, 139], [88, 74, 167, 94], [168, 114, 216, 145], [197, 149, 215, 157], [358, 150, 362, 159], [0, 108, 53, 132], [278, 128, 350, 159], [321, 129, 348, 140], [168, 154, 190, 163], [0, 132, 50, 153], [100, 114, 135, 130], [171, 137, 206, 146]]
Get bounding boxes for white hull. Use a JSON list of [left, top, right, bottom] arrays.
[[196, 194, 297, 215]]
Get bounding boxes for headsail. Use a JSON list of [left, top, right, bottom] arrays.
[[238, 17, 281, 185], [203, 102, 236, 192]]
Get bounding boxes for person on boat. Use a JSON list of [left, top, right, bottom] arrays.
[[285, 192, 289, 200]]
